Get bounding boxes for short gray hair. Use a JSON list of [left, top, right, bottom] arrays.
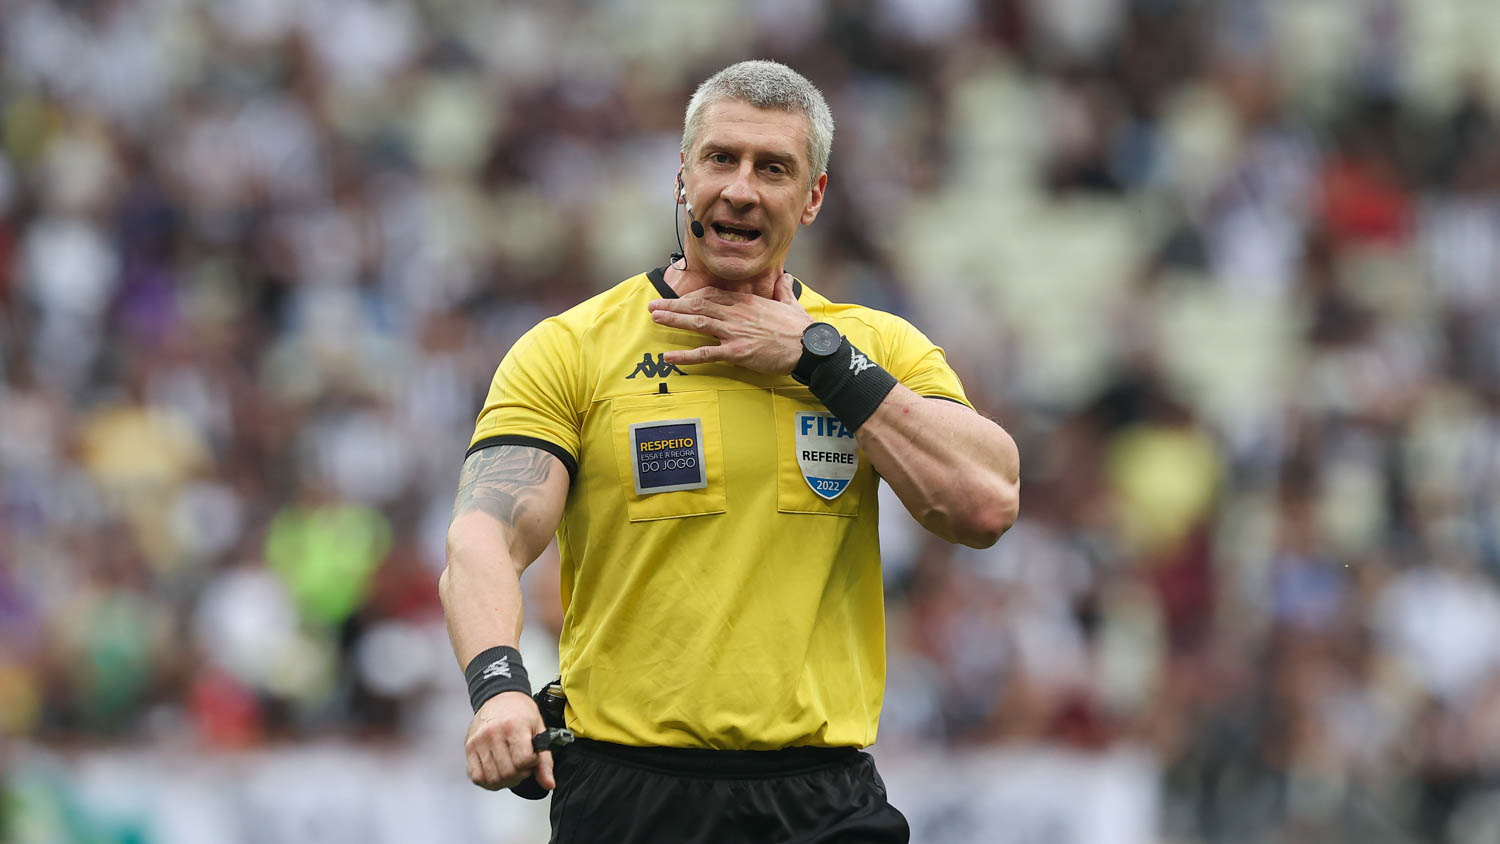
[[681, 60, 834, 183]]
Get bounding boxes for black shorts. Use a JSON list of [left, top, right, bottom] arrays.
[[547, 738, 910, 844]]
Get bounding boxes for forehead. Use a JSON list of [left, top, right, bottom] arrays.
[[693, 100, 811, 166]]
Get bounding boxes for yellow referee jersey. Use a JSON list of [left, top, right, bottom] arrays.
[[468, 268, 971, 749]]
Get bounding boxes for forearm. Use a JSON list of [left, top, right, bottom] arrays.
[[441, 445, 569, 667], [440, 516, 527, 666], [642, 285, 1018, 545], [443, 445, 567, 793], [857, 385, 1020, 547]]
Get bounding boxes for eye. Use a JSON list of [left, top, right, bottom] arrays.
[[765, 162, 787, 175], [709, 152, 732, 165]]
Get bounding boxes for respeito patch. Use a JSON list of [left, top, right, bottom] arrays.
[[629, 418, 706, 495], [794, 411, 858, 500]]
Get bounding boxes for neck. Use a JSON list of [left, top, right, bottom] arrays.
[[664, 262, 780, 299]]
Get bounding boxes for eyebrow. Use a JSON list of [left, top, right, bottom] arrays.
[[700, 142, 801, 172]]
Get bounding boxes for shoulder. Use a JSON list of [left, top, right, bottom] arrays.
[[799, 285, 933, 349], [800, 281, 967, 403]]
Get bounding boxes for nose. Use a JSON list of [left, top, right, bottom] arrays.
[[721, 162, 757, 209]]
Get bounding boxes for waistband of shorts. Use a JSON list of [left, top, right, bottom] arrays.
[[569, 738, 860, 778]]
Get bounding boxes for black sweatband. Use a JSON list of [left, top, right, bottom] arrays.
[[805, 338, 899, 432], [463, 646, 531, 712]]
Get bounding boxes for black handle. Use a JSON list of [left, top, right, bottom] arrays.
[[532, 727, 574, 752], [510, 728, 575, 800]]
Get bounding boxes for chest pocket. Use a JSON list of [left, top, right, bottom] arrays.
[[772, 387, 865, 517], [611, 391, 726, 522]]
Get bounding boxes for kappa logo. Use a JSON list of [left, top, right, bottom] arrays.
[[848, 351, 876, 375], [626, 353, 686, 379], [480, 657, 512, 680]]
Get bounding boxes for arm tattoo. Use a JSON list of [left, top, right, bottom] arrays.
[[451, 446, 556, 527]]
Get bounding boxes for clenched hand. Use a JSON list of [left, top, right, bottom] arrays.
[[465, 690, 554, 791]]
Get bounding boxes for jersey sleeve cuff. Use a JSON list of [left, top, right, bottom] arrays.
[[466, 435, 579, 484], [923, 395, 973, 408]]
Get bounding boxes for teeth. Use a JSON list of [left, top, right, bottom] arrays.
[[717, 228, 754, 242]]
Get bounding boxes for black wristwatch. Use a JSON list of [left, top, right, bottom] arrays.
[[793, 322, 843, 384]]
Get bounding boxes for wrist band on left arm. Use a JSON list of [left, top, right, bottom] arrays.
[[805, 338, 898, 432], [463, 646, 531, 712]]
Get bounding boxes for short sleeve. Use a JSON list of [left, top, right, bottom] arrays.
[[883, 316, 973, 409], [467, 319, 583, 481]]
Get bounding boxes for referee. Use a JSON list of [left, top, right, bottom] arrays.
[[440, 60, 1020, 843]]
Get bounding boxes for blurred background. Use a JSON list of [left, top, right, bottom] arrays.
[[4, 0, 1500, 841]]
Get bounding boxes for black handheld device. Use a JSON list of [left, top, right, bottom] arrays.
[[510, 680, 569, 801]]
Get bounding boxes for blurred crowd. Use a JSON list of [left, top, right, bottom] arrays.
[[3, 0, 1500, 841]]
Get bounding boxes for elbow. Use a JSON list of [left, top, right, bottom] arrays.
[[438, 556, 456, 612], [952, 479, 1020, 549], [442, 517, 525, 602], [949, 429, 1021, 549], [439, 526, 471, 611]]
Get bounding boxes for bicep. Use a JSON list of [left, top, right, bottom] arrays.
[[450, 445, 570, 573]]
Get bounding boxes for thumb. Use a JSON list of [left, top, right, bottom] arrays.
[[537, 750, 556, 790], [775, 272, 797, 303]]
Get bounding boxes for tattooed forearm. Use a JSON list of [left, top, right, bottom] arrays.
[[451, 446, 556, 527]]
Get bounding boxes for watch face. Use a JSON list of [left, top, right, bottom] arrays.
[[804, 322, 842, 357]]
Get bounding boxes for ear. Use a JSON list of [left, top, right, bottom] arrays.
[[799, 171, 827, 226], [675, 153, 687, 205]]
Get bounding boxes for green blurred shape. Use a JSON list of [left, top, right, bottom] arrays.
[[265, 503, 392, 628], [3, 769, 148, 844], [76, 592, 163, 731]]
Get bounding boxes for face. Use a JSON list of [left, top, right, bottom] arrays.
[[680, 100, 827, 282]]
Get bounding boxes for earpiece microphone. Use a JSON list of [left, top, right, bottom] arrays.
[[682, 186, 705, 239], [670, 173, 705, 269]]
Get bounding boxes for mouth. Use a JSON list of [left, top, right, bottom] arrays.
[[711, 223, 761, 243]]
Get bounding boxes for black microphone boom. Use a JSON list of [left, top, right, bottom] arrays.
[[685, 199, 705, 238], [670, 174, 704, 270]]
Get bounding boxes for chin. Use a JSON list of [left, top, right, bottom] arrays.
[[699, 254, 765, 281]]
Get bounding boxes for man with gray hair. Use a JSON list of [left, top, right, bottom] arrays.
[[442, 59, 1019, 842]]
